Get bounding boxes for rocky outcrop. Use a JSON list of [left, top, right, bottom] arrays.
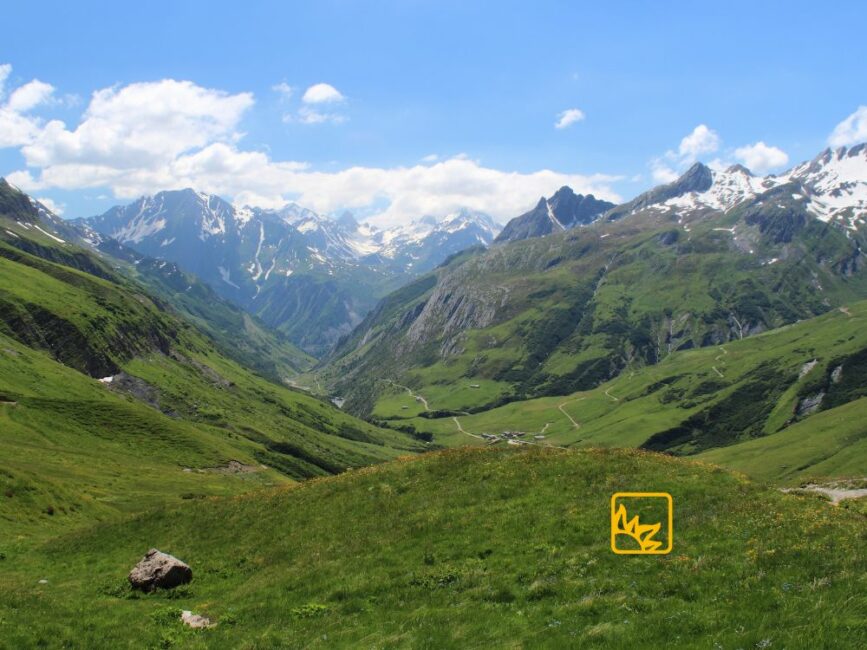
[[402, 268, 509, 357], [495, 187, 614, 243], [128, 549, 192, 592]]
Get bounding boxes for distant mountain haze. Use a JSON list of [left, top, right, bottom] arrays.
[[77, 192, 501, 355]]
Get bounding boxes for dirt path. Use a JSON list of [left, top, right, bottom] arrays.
[[712, 366, 725, 378], [539, 422, 552, 434], [714, 346, 728, 362], [451, 416, 484, 440], [604, 387, 619, 402], [0, 400, 17, 406], [558, 398, 584, 430], [839, 306, 852, 317], [784, 482, 867, 504], [387, 379, 430, 411]]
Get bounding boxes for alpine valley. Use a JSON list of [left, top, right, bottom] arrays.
[[77, 193, 501, 355], [1, 144, 866, 648]]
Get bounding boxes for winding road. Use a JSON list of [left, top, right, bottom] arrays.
[[452, 416, 483, 440], [386, 379, 430, 411], [557, 397, 585, 430]]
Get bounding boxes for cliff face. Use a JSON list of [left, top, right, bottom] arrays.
[[495, 186, 615, 243]]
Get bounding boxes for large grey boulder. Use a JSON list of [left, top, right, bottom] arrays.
[[128, 548, 192, 591]]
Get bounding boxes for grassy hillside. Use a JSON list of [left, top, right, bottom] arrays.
[[97, 239, 316, 381], [1, 448, 864, 648], [1, 179, 315, 383], [0, 187, 424, 541], [0, 329, 289, 541], [372, 300, 867, 485]]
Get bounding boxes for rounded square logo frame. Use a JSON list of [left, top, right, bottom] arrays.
[[610, 491, 673, 555]]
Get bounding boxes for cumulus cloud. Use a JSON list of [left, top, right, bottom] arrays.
[[296, 105, 346, 125], [3, 75, 619, 225], [645, 124, 721, 184], [649, 159, 679, 184], [301, 83, 344, 104], [7, 80, 55, 112], [733, 141, 789, 173], [677, 124, 720, 161], [34, 196, 64, 215], [555, 108, 585, 129], [278, 82, 347, 123], [647, 124, 793, 182], [272, 82, 293, 101], [17, 79, 253, 189], [0, 65, 56, 148], [829, 106, 867, 148]]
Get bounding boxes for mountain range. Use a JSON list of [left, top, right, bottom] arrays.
[[77, 194, 500, 355], [2, 142, 866, 647], [322, 144, 867, 428]]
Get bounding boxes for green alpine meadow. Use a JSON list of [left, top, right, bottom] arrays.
[[2, 4, 867, 647]]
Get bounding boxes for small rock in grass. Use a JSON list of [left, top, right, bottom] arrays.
[[38, 579, 48, 584], [128, 548, 192, 592], [181, 610, 214, 629]]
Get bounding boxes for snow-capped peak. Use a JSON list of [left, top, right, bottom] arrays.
[[787, 144, 867, 228], [624, 143, 867, 232], [662, 164, 782, 214], [277, 203, 322, 228]]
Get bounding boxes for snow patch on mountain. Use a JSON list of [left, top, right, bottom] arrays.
[[218, 265, 239, 288], [633, 144, 867, 232], [545, 200, 565, 230], [663, 165, 782, 213], [788, 145, 867, 229]]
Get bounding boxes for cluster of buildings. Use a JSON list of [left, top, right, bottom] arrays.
[[480, 431, 546, 444]]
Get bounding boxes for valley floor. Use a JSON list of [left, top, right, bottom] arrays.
[[367, 302, 867, 486]]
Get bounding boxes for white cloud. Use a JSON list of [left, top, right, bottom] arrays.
[[34, 196, 64, 215], [555, 108, 585, 129], [0, 66, 54, 148], [647, 124, 793, 184], [829, 106, 867, 148], [646, 124, 722, 185], [20, 79, 253, 177], [421, 153, 439, 163], [279, 83, 348, 123], [0, 107, 43, 147], [296, 105, 346, 125], [0, 64, 12, 97], [272, 82, 293, 101], [302, 83, 344, 104], [677, 124, 720, 161], [650, 159, 679, 184], [2, 75, 621, 225], [7, 79, 54, 112], [733, 141, 789, 173]]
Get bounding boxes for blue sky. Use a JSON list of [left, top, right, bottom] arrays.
[[1, 0, 865, 224]]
